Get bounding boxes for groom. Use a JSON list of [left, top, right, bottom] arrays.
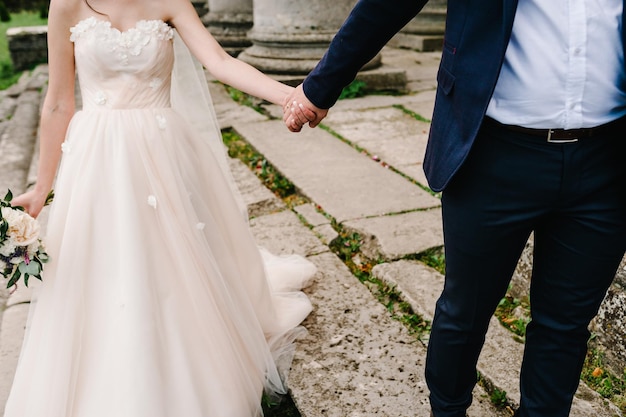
[[284, 1, 626, 416]]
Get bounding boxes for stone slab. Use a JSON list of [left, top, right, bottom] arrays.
[[372, 260, 623, 416], [228, 157, 286, 218], [233, 119, 440, 223], [344, 208, 443, 261], [213, 102, 268, 130], [205, 74, 270, 129], [250, 209, 329, 257], [396, 163, 430, 189], [312, 223, 339, 246], [0, 98, 17, 123], [292, 203, 339, 244], [265, 92, 437, 188], [293, 203, 331, 227], [400, 90, 437, 121], [323, 106, 431, 185]]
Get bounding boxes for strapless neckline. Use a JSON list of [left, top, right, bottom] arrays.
[[70, 16, 172, 35]]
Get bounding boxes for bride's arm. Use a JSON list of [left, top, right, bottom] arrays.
[[166, 0, 293, 106], [13, 0, 77, 217]]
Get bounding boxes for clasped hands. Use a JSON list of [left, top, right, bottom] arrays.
[[283, 84, 328, 132]]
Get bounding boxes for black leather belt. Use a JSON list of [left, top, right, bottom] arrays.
[[483, 116, 626, 143]]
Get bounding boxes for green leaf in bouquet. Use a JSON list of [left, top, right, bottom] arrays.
[[37, 252, 49, 264], [6, 268, 20, 289], [45, 190, 55, 207], [19, 261, 41, 277], [3, 189, 12, 204], [0, 220, 8, 240]]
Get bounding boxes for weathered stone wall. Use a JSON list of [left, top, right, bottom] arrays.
[[511, 239, 626, 376], [6, 25, 47, 71]]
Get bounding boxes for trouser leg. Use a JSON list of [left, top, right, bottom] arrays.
[[426, 122, 626, 417], [516, 135, 626, 417]]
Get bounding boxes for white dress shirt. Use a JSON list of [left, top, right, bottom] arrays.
[[486, 0, 626, 129]]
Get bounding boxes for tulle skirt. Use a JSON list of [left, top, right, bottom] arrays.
[[4, 107, 315, 417]]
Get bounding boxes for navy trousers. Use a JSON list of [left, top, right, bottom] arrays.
[[425, 118, 626, 417]]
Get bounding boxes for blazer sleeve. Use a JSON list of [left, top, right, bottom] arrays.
[[303, 0, 430, 109]]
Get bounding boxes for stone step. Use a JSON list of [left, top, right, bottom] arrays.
[[342, 208, 443, 261], [232, 119, 440, 224]]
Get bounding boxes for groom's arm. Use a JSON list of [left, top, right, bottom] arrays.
[[303, 0, 430, 110]]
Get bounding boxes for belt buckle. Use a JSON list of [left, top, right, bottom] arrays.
[[547, 129, 578, 143]]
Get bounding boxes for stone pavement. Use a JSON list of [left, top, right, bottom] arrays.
[[0, 47, 622, 417]]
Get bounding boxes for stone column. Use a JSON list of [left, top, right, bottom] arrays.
[[192, 0, 209, 18], [238, 0, 380, 75], [203, 0, 253, 56], [391, 0, 447, 51]]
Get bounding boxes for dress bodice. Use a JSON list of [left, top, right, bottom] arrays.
[[70, 17, 175, 110]]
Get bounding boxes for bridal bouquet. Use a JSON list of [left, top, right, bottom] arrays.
[[0, 190, 50, 288]]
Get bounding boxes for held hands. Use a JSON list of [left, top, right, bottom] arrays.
[[283, 84, 328, 132]]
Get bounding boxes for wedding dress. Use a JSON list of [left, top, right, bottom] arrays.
[[4, 17, 315, 417]]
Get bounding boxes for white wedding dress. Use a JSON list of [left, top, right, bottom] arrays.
[[4, 17, 315, 417]]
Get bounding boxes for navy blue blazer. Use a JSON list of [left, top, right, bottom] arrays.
[[303, 0, 626, 192]]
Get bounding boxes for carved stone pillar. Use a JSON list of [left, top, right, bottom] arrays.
[[391, 0, 447, 51], [203, 0, 253, 56], [238, 0, 380, 75]]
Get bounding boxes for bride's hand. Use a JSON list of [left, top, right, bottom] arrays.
[[283, 84, 328, 132], [12, 189, 50, 218]]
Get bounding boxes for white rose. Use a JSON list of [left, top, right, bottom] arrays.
[[27, 241, 40, 257], [1, 207, 41, 247], [0, 241, 16, 257]]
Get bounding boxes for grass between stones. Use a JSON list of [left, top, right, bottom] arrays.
[[392, 104, 432, 123], [328, 226, 431, 341]]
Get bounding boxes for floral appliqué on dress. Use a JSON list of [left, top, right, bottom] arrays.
[[70, 17, 174, 65]]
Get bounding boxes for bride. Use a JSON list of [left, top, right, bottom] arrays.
[[5, 0, 317, 416]]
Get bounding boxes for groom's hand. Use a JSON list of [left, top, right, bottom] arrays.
[[283, 84, 329, 132]]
